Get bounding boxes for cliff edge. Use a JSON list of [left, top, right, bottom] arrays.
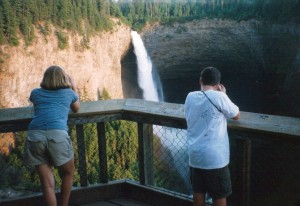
[[0, 20, 131, 108]]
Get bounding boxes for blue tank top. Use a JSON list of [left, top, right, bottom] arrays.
[[28, 88, 78, 131]]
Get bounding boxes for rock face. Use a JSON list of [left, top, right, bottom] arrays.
[[0, 21, 131, 108], [139, 19, 300, 117], [1, 18, 299, 117]]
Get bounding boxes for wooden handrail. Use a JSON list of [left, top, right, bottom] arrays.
[[0, 99, 299, 137], [0, 99, 299, 206]]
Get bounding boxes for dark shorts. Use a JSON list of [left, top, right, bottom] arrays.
[[190, 165, 232, 199], [24, 130, 74, 167]]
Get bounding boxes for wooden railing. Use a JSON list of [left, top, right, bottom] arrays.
[[0, 99, 299, 206]]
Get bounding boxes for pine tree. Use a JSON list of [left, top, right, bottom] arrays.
[[98, 0, 110, 16], [0, 8, 5, 43], [16, 1, 35, 45], [1, 0, 18, 45]]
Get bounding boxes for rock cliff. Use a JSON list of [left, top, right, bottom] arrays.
[[0, 20, 131, 108], [1, 18, 299, 117], [139, 19, 300, 116]]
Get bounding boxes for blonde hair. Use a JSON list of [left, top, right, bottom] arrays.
[[40, 66, 71, 90]]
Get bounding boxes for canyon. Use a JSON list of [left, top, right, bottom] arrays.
[[0, 18, 299, 205], [1, 19, 299, 117]]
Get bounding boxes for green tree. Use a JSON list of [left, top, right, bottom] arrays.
[[98, 0, 110, 16], [110, 2, 123, 18], [1, 0, 18, 45], [55, 30, 68, 49], [0, 8, 5, 43], [0, 0, 299, 46], [56, 0, 74, 29], [16, 0, 40, 45], [105, 120, 139, 181]]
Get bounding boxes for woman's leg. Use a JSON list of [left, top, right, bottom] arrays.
[[36, 164, 57, 206], [58, 159, 74, 206]]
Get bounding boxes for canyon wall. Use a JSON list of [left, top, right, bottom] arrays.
[[0, 20, 132, 108], [138, 19, 300, 117], [1, 18, 299, 117]]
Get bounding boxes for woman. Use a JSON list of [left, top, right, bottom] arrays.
[[24, 65, 80, 206]]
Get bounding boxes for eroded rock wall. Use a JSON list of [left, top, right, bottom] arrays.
[[0, 20, 131, 108], [140, 19, 300, 116]]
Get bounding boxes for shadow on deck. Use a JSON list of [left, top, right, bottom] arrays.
[[0, 180, 193, 206]]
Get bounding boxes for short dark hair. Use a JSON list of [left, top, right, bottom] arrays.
[[200, 67, 221, 86], [40, 65, 71, 90]]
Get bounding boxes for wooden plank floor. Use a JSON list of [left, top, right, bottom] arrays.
[[81, 198, 152, 206]]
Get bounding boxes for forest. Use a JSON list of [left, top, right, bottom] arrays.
[[0, 0, 299, 46]]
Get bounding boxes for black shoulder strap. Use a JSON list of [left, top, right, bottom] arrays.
[[202, 91, 223, 114]]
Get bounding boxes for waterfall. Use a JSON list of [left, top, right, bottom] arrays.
[[130, 31, 191, 194], [131, 31, 163, 102]]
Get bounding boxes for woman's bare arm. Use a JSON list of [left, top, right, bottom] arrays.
[[71, 100, 80, 112], [68, 74, 80, 112]]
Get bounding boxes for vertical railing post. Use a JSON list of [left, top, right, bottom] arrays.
[[76, 124, 88, 186], [144, 124, 154, 185], [138, 123, 145, 185], [97, 122, 108, 183], [242, 139, 251, 206], [138, 123, 154, 185]]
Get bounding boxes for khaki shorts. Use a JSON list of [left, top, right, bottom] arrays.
[[24, 130, 74, 167]]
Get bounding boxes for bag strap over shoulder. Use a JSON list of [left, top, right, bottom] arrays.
[[201, 91, 223, 114]]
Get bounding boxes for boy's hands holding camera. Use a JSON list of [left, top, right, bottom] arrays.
[[217, 84, 226, 93]]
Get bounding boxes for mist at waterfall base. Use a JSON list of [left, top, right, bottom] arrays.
[[131, 31, 191, 194]]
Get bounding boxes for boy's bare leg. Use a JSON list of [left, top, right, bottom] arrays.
[[213, 197, 227, 206], [193, 192, 206, 206]]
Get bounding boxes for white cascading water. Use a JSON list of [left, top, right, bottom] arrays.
[[131, 31, 160, 102], [130, 31, 191, 194]]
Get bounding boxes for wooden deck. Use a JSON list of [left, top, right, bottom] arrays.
[[81, 198, 151, 206], [81, 198, 209, 206], [0, 180, 193, 206], [1, 100, 299, 206]]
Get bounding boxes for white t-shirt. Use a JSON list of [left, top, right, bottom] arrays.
[[184, 90, 239, 169]]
